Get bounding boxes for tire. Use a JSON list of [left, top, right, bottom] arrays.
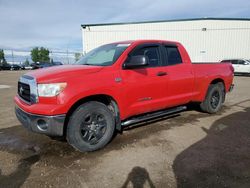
[[200, 83, 225, 114], [66, 101, 115, 152]]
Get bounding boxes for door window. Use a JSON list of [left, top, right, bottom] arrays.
[[131, 46, 161, 67], [164, 46, 182, 65]]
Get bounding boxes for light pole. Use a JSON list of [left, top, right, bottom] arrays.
[[12, 50, 14, 64]]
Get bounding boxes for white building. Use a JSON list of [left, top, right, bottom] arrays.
[[81, 18, 250, 62]]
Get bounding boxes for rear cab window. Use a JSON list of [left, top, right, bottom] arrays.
[[163, 45, 182, 66]]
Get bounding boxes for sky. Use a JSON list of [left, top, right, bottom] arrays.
[[0, 0, 250, 63]]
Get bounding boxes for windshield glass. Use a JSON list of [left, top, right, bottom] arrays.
[[75, 43, 131, 66]]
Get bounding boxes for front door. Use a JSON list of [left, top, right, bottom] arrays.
[[121, 44, 169, 118]]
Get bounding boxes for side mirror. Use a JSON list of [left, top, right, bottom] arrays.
[[123, 55, 149, 69]]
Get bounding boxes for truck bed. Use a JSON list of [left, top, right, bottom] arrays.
[[191, 62, 234, 101]]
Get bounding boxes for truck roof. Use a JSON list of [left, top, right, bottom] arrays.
[[111, 39, 179, 45]]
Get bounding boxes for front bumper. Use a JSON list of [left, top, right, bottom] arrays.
[[15, 106, 66, 136]]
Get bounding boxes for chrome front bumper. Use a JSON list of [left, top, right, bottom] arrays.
[[15, 106, 66, 136]]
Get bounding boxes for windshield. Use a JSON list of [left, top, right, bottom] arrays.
[[75, 43, 130, 66]]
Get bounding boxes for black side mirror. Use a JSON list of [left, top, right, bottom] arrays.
[[123, 55, 149, 69]]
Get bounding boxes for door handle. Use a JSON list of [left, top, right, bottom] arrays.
[[156, 71, 167, 76]]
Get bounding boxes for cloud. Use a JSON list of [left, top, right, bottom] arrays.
[[0, 0, 249, 62]]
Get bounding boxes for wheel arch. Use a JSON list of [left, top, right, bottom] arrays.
[[210, 78, 226, 103], [210, 78, 225, 87], [207, 78, 226, 102], [63, 94, 121, 137]]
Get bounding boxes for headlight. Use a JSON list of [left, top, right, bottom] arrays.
[[38, 83, 67, 97]]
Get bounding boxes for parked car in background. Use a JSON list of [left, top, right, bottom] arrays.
[[1, 63, 11, 70], [21, 64, 33, 70], [30, 62, 63, 69], [39, 62, 54, 68], [41, 61, 63, 67], [221, 59, 250, 75], [30, 63, 39, 69], [10, 64, 21, 70], [52, 61, 63, 66]]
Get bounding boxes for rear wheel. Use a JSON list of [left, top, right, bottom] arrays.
[[200, 83, 225, 114], [66, 101, 115, 152]]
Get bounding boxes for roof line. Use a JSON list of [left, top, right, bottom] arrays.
[[81, 17, 250, 28]]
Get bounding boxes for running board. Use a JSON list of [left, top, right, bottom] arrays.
[[121, 106, 187, 127]]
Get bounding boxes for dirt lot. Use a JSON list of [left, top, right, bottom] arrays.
[[0, 70, 250, 188]]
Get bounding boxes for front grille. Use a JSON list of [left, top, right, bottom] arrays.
[[18, 82, 31, 102]]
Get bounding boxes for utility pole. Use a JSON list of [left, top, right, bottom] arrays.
[[66, 37, 71, 64], [67, 49, 69, 64], [12, 50, 14, 64]]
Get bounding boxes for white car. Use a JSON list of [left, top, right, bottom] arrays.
[[221, 59, 250, 75]]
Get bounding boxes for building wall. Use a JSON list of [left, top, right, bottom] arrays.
[[82, 19, 250, 62]]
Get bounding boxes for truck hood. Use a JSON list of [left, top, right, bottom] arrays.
[[26, 65, 103, 83]]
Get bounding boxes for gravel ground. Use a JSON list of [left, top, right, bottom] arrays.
[[0, 70, 250, 188]]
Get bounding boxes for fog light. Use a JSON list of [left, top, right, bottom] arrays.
[[37, 119, 48, 131]]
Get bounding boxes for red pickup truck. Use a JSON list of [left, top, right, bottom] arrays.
[[15, 40, 234, 152]]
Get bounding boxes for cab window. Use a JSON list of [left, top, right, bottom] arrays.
[[164, 46, 182, 65], [130, 46, 161, 67]]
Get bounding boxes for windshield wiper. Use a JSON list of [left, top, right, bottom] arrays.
[[82, 63, 94, 66], [82, 63, 105, 66]]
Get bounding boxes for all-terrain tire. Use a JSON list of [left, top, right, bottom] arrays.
[[66, 101, 115, 152], [200, 83, 225, 114]]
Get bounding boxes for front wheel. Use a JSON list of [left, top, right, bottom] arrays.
[[66, 101, 115, 152], [200, 83, 225, 114]]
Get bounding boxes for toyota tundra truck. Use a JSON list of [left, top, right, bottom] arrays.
[[15, 40, 234, 152]]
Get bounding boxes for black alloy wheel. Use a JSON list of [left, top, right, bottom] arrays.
[[80, 113, 107, 145], [200, 83, 225, 114], [210, 90, 220, 109], [67, 101, 115, 152]]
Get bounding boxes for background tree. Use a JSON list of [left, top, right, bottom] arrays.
[[31, 47, 50, 63], [74, 52, 82, 62], [0, 49, 7, 65], [39, 47, 50, 62], [31, 47, 39, 63]]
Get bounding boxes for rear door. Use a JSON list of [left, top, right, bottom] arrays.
[[121, 43, 169, 117], [161, 44, 194, 107]]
